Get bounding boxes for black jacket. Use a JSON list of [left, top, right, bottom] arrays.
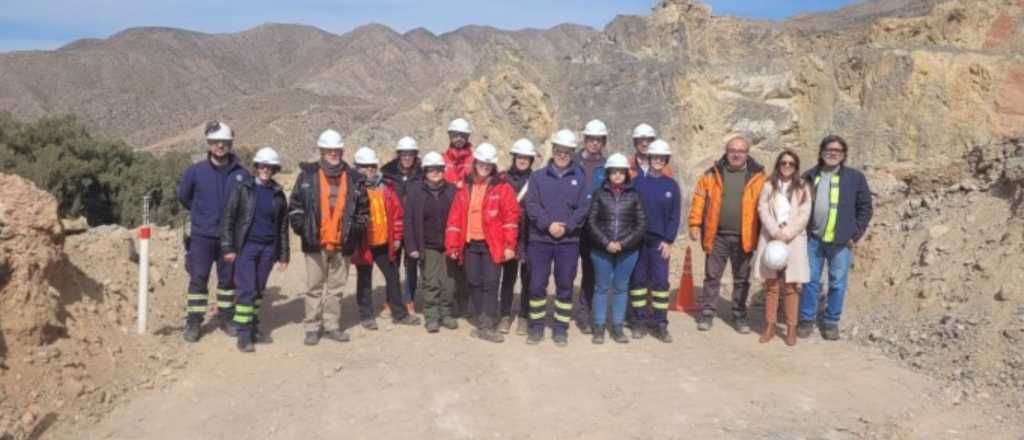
[[381, 158, 422, 202], [403, 179, 457, 255], [289, 161, 369, 255], [587, 181, 648, 252], [502, 168, 532, 258], [221, 178, 290, 263]]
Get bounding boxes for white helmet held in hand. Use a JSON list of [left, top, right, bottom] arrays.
[[317, 129, 344, 149], [421, 151, 445, 168], [396, 136, 419, 152], [551, 129, 578, 149], [473, 143, 499, 164], [447, 118, 472, 134], [604, 153, 630, 169], [582, 119, 608, 137], [205, 121, 233, 141], [647, 139, 672, 156], [253, 147, 281, 167], [354, 147, 379, 165], [763, 240, 789, 270], [632, 123, 657, 139], [510, 138, 537, 157]]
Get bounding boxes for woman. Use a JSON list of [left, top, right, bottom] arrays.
[[221, 147, 289, 353], [587, 153, 647, 344], [352, 147, 422, 329], [499, 139, 536, 336], [445, 143, 520, 343], [752, 149, 811, 346]]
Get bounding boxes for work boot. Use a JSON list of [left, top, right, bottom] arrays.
[[761, 280, 780, 344], [425, 319, 441, 333], [304, 331, 321, 346], [252, 327, 273, 344], [526, 327, 544, 345], [323, 329, 351, 343], [441, 316, 459, 330], [822, 324, 840, 341], [220, 319, 238, 337], [498, 316, 513, 334], [591, 325, 606, 344], [183, 321, 201, 343], [577, 318, 592, 335], [797, 320, 815, 338], [697, 310, 714, 332], [782, 285, 799, 346], [733, 313, 751, 334], [611, 325, 629, 344], [237, 336, 254, 353], [472, 326, 505, 343], [552, 332, 568, 347], [360, 319, 378, 331], [393, 314, 422, 326], [515, 318, 529, 336], [631, 324, 647, 339], [651, 323, 673, 343]]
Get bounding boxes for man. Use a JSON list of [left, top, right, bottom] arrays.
[[382, 136, 423, 312], [799, 135, 873, 340], [177, 121, 250, 342], [524, 129, 592, 347], [443, 118, 475, 187], [574, 119, 608, 335], [688, 135, 765, 333], [629, 123, 674, 179], [289, 129, 369, 346]]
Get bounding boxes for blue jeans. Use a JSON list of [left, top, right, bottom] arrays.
[[800, 236, 852, 326], [590, 249, 640, 327]]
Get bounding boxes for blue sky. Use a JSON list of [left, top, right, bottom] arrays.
[[0, 0, 859, 52]]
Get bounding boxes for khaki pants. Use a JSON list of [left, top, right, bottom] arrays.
[[303, 250, 350, 332]]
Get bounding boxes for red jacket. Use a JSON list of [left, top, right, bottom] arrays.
[[443, 144, 475, 186], [445, 175, 520, 265], [353, 181, 404, 265]]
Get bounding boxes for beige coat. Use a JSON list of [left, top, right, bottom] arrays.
[[752, 181, 811, 282]]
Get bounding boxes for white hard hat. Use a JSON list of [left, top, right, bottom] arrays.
[[473, 143, 499, 164], [604, 153, 630, 169], [582, 119, 609, 137], [354, 147, 380, 165], [447, 118, 472, 134], [510, 138, 537, 157], [205, 121, 233, 141], [763, 240, 789, 270], [648, 139, 672, 156], [253, 147, 281, 166], [317, 129, 344, 149], [551, 129, 578, 149], [396, 136, 419, 152], [421, 151, 445, 168], [632, 123, 657, 139]]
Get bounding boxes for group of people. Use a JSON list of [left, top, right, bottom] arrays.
[[176, 118, 873, 353]]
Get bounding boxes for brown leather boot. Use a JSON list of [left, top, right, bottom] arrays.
[[760, 279, 780, 343], [783, 283, 799, 346]]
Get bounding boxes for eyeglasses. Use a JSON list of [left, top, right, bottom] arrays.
[[823, 148, 845, 155], [552, 148, 573, 157], [449, 132, 469, 139], [207, 140, 230, 146], [779, 161, 797, 168], [726, 148, 748, 155]]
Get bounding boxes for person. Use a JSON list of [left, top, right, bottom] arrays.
[[221, 147, 289, 352], [629, 123, 674, 179], [523, 129, 592, 347], [382, 136, 422, 313], [799, 135, 873, 340], [352, 147, 422, 330], [628, 140, 681, 342], [688, 135, 766, 333], [499, 139, 537, 335], [445, 143, 520, 343], [177, 121, 250, 342], [289, 129, 369, 346], [443, 118, 475, 186], [751, 149, 811, 346], [403, 152, 460, 333], [574, 119, 608, 335], [587, 153, 647, 344]]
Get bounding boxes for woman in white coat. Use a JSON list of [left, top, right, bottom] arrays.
[[752, 150, 811, 346]]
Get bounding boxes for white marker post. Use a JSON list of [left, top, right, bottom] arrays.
[[137, 195, 151, 335]]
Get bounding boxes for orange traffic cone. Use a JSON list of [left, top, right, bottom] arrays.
[[671, 246, 696, 312]]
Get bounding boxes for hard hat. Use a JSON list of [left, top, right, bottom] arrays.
[[473, 143, 499, 164], [763, 240, 789, 270], [582, 119, 608, 137], [632, 123, 657, 139], [551, 129, 578, 149], [396, 136, 419, 152], [354, 147, 379, 165], [252, 147, 281, 166], [447, 118, 472, 134], [317, 129, 344, 149], [510, 138, 537, 157], [421, 151, 445, 168], [205, 121, 233, 141], [604, 153, 630, 169], [648, 139, 672, 156]]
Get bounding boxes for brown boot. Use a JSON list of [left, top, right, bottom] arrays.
[[783, 283, 799, 346], [760, 279, 780, 344]]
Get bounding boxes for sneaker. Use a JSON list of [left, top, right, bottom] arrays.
[[360, 319, 379, 331], [591, 325, 606, 344], [631, 325, 647, 339], [393, 314, 422, 326], [425, 319, 441, 333], [219, 319, 238, 337], [304, 331, 321, 346], [252, 328, 273, 344], [183, 321, 201, 343], [652, 323, 673, 343], [526, 327, 544, 345], [797, 321, 815, 338], [697, 311, 714, 332], [472, 327, 504, 343], [498, 317, 513, 334], [611, 325, 629, 344], [577, 319, 593, 335], [237, 337, 254, 353], [515, 318, 529, 336], [822, 324, 840, 341], [441, 316, 459, 330], [323, 329, 351, 343], [552, 332, 568, 347], [734, 314, 751, 334]]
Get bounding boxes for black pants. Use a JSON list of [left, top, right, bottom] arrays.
[[499, 258, 530, 319], [356, 245, 408, 321], [465, 241, 500, 326], [576, 239, 595, 322]]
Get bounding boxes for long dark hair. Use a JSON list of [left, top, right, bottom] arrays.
[[817, 134, 848, 168], [769, 149, 808, 203]]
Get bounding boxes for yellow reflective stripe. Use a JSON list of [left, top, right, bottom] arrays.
[[631, 300, 648, 307], [554, 301, 572, 311], [651, 302, 669, 310], [217, 301, 234, 308], [187, 306, 207, 313], [554, 314, 571, 323], [187, 294, 207, 301], [824, 174, 840, 242], [629, 289, 647, 297], [651, 290, 671, 299], [529, 299, 547, 308], [233, 315, 254, 324], [235, 305, 255, 314], [529, 312, 546, 320], [218, 289, 235, 295]]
